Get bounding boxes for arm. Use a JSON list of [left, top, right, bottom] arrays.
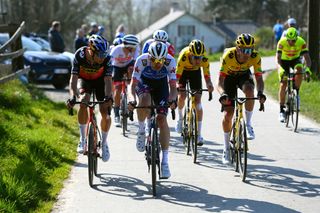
[[202, 57, 214, 92], [69, 74, 78, 98], [104, 76, 113, 98]]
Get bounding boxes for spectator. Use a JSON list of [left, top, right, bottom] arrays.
[[88, 22, 99, 36], [273, 19, 284, 44], [48, 21, 65, 53], [74, 28, 88, 52], [115, 24, 126, 38], [282, 17, 299, 37]]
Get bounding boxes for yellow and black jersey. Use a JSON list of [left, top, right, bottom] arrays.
[[219, 47, 262, 77], [176, 47, 210, 80]]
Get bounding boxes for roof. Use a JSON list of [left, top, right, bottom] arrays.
[[136, 10, 186, 42]]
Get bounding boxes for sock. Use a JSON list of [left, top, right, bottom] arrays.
[[224, 132, 230, 151], [245, 110, 253, 127], [280, 105, 285, 113], [114, 107, 120, 117], [197, 121, 202, 137], [162, 149, 169, 165], [102, 131, 108, 145], [138, 121, 145, 132], [79, 124, 86, 143], [178, 108, 183, 120]]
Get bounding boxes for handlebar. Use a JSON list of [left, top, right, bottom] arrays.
[[178, 88, 213, 101], [232, 97, 265, 112], [130, 104, 175, 120], [68, 100, 110, 116]]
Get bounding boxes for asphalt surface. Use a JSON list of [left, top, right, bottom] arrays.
[[47, 56, 320, 213]]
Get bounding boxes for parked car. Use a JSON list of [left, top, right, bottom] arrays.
[[0, 33, 71, 89]]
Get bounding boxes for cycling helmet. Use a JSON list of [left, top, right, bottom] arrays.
[[88, 34, 109, 53], [235, 33, 255, 48], [287, 18, 297, 27], [153, 30, 169, 42], [123, 34, 139, 48], [189, 39, 205, 56], [148, 41, 168, 59], [113, 37, 123, 46], [286, 27, 298, 40]]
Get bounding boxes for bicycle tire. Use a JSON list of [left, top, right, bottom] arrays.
[[94, 127, 102, 177], [237, 119, 248, 182], [88, 123, 95, 187], [292, 91, 299, 132], [121, 94, 128, 136], [229, 122, 238, 171], [285, 90, 291, 127], [191, 108, 198, 163], [182, 108, 190, 155], [150, 127, 157, 196]]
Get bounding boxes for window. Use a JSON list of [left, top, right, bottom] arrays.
[[178, 25, 195, 37]]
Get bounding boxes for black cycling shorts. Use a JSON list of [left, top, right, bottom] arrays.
[[224, 70, 254, 107], [178, 69, 202, 91], [77, 77, 105, 101], [112, 61, 134, 82]]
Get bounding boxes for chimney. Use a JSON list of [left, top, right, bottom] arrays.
[[170, 2, 180, 13]]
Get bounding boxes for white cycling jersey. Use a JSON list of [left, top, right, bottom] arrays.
[[110, 44, 140, 67], [132, 53, 176, 82]]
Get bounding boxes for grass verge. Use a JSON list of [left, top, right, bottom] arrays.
[[0, 80, 78, 213], [264, 70, 320, 124]]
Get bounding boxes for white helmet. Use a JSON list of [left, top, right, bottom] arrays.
[[153, 30, 168, 42], [148, 41, 168, 59], [122, 34, 139, 48]]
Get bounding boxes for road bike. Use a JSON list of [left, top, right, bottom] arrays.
[[69, 91, 108, 187], [228, 94, 264, 182], [132, 104, 175, 196], [179, 82, 212, 163], [119, 77, 131, 136]]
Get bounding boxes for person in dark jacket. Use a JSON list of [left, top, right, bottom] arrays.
[[48, 21, 65, 53], [74, 28, 88, 52]]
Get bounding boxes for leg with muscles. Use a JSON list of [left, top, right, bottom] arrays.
[[195, 94, 204, 145], [176, 89, 186, 133], [77, 93, 90, 153], [243, 82, 255, 140], [100, 103, 111, 162], [222, 106, 234, 164], [136, 92, 151, 152], [157, 114, 171, 178]]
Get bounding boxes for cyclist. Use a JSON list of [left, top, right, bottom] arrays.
[[67, 35, 113, 162], [109, 37, 123, 50], [276, 27, 312, 122], [175, 39, 214, 146], [110, 34, 140, 127], [217, 33, 266, 164], [128, 41, 177, 178], [142, 30, 175, 57]]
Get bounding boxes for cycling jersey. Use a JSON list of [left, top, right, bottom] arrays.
[[109, 44, 140, 67], [219, 47, 262, 77], [277, 36, 308, 61], [142, 39, 175, 57], [132, 53, 176, 83], [176, 47, 210, 80], [71, 46, 112, 80]]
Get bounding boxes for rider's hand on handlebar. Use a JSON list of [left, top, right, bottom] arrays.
[[128, 101, 137, 111], [206, 81, 214, 93], [67, 96, 76, 108], [219, 93, 229, 105], [168, 99, 177, 110], [257, 91, 267, 104]]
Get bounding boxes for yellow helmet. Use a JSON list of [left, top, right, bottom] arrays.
[[235, 33, 255, 48], [189, 39, 205, 56]]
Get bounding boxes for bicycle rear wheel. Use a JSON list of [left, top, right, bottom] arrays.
[[291, 91, 299, 132], [190, 108, 198, 163], [237, 119, 248, 182], [150, 127, 158, 196], [121, 94, 128, 136], [182, 108, 190, 155], [87, 123, 95, 187]]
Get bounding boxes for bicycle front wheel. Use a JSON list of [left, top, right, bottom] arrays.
[[292, 91, 299, 132], [121, 94, 128, 136], [237, 119, 248, 182], [190, 108, 198, 163], [182, 108, 190, 155], [150, 127, 158, 196], [229, 121, 238, 171], [87, 123, 95, 187]]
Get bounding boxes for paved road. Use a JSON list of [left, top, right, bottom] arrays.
[[49, 56, 320, 213]]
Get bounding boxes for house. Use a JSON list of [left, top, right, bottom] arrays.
[[136, 6, 226, 54]]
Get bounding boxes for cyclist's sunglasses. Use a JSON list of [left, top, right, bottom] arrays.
[[192, 55, 203, 60], [95, 51, 108, 59], [150, 57, 165, 64], [240, 48, 253, 54]]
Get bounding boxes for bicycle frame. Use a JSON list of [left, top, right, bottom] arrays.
[[120, 78, 130, 136], [285, 68, 299, 132]]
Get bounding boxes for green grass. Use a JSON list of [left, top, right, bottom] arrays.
[[0, 80, 78, 213], [265, 70, 320, 123]]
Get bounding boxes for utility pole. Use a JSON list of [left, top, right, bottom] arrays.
[[308, 0, 320, 79]]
